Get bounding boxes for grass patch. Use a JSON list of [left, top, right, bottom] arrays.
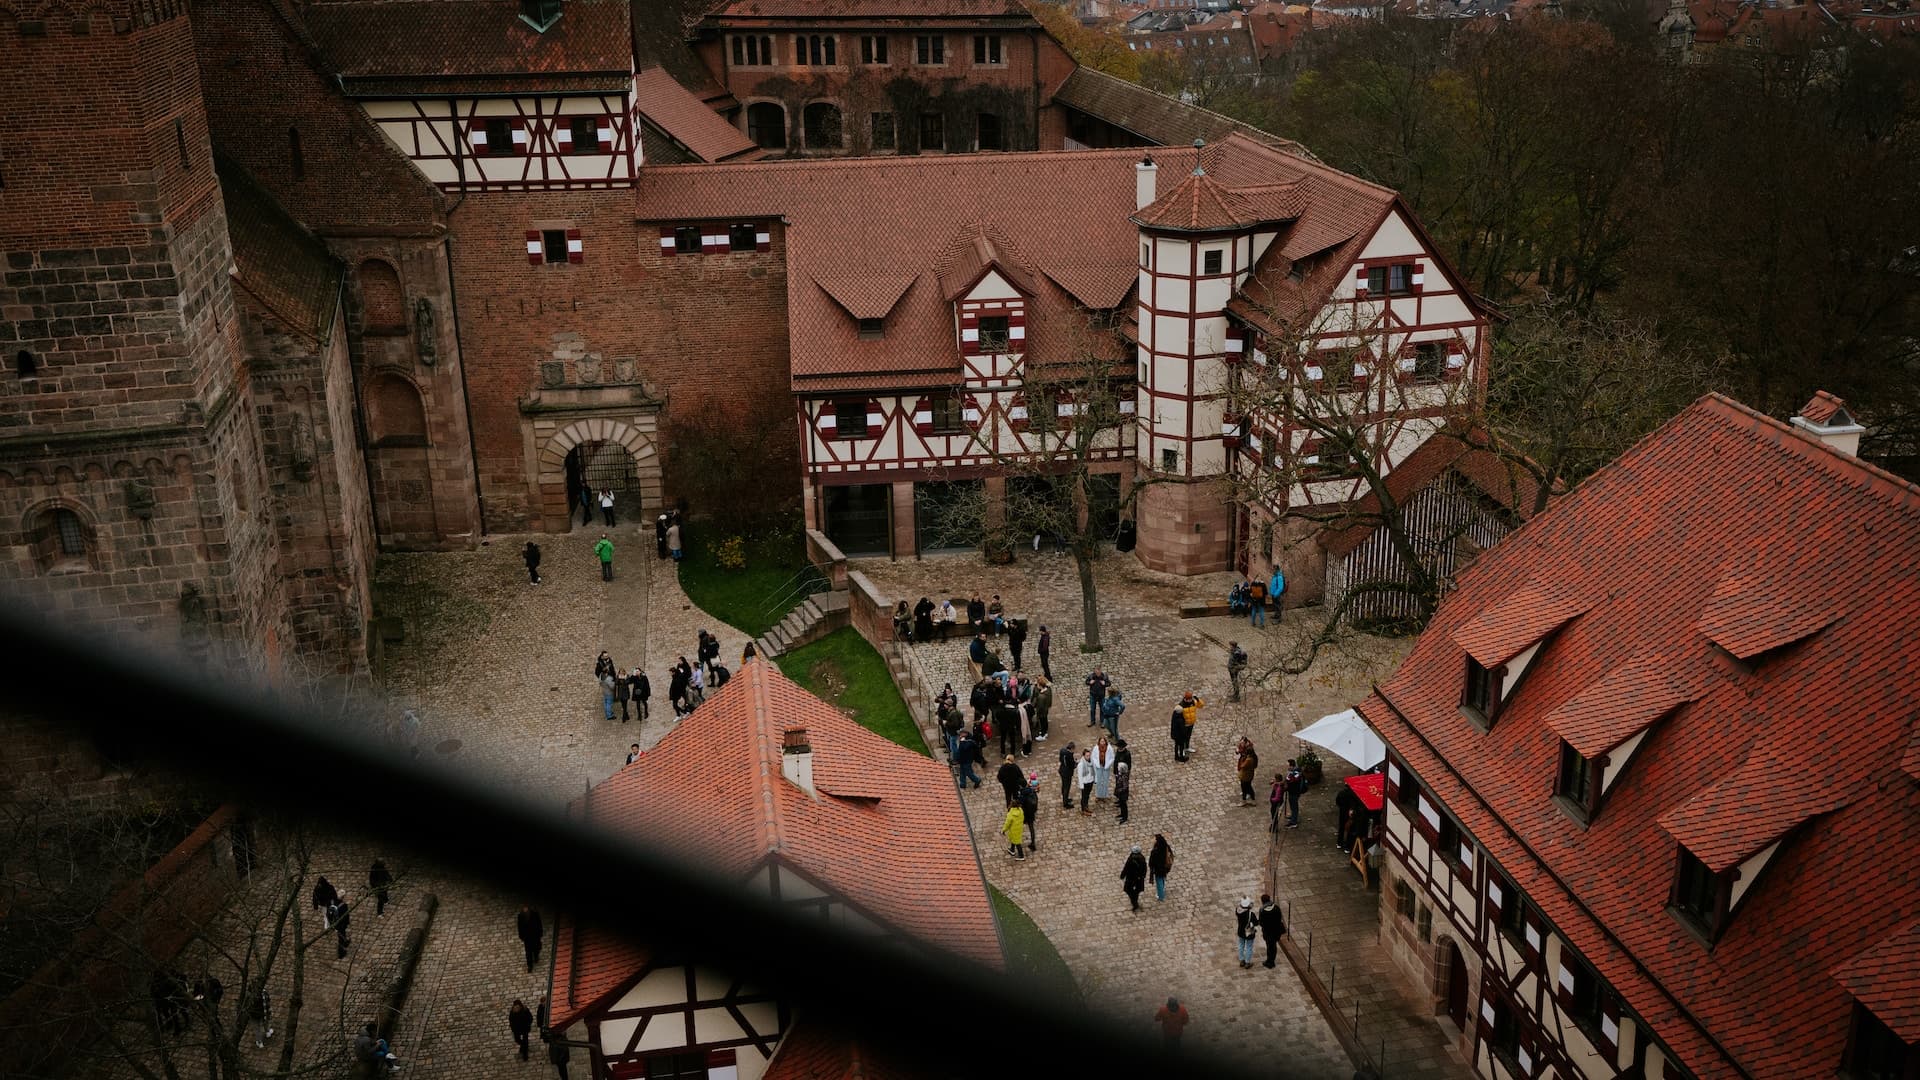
[[989, 885, 1081, 1004], [676, 533, 811, 639], [775, 627, 925, 756]]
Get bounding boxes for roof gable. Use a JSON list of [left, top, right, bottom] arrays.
[[814, 272, 918, 321], [1451, 582, 1586, 668], [1544, 654, 1695, 758], [1657, 744, 1849, 873], [1695, 569, 1837, 661]]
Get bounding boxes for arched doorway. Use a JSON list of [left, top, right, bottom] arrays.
[[537, 417, 662, 533]]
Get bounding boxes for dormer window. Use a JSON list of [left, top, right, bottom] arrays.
[[519, 0, 561, 33], [1669, 845, 1729, 942], [1554, 740, 1598, 825], [978, 316, 1009, 352], [1462, 656, 1505, 725], [858, 318, 884, 339], [1844, 1003, 1919, 1079]]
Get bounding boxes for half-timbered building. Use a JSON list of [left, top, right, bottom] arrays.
[[548, 662, 1001, 1080], [1358, 393, 1920, 1080]]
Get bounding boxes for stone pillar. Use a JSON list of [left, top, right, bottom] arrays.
[[890, 480, 916, 560], [1133, 477, 1233, 575]]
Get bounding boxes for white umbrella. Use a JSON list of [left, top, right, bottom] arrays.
[[1294, 708, 1385, 771]]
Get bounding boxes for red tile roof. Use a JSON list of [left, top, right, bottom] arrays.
[[1693, 569, 1836, 660], [1051, 68, 1308, 154], [1360, 393, 1920, 1078], [301, 0, 632, 89], [1797, 386, 1843, 420], [762, 1023, 916, 1080], [935, 224, 1038, 301], [1831, 920, 1920, 1041], [548, 662, 1001, 1030], [634, 134, 1397, 388], [1450, 582, 1585, 667], [632, 67, 760, 163], [710, 0, 1032, 16], [1543, 653, 1695, 759], [1131, 165, 1300, 232]]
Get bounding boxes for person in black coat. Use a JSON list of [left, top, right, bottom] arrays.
[[1057, 741, 1077, 809], [1006, 620, 1027, 671], [509, 999, 535, 1061], [654, 514, 670, 560], [523, 541, 542, 585], [913, 597, 935, 642], [1120, 845, 1149, 911], [368, 860, 393, 917], [995, 756, 1025, 807], [312, 874, 338, 931], [1335, 784, 1364, 850], [627, 668, 649, 720], [1257, 893, 1288, 968], [330, 895, 351, 958], [517, 905, 544, 973]]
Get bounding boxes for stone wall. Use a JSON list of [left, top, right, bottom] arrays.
[[804, 528, 848, 591], [846, 569, 895, 647], [451, 193, 796, 533], [1133, 474, 1234, 575]]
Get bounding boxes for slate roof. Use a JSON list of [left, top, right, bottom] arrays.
[[301, 0, 632, 91], [1359, 393, 1920, 1078], [215, 155, 343, 343], [548, 662, 1001, 1030], [632, 66, 760, 163], [1052, 67, 1309, 155], [634, 134, 1405, 390]]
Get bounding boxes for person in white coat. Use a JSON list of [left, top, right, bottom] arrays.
[[1091, 736, 1117, 800], [1076, 749, 1097, 815]]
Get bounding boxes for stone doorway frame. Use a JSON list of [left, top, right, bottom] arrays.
[[532, 415, 663, 532]]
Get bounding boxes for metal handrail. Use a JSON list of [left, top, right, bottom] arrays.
[[761, 564, 831, 620]]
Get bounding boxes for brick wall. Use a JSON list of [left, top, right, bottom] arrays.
[[1134, 475, 1233, 575], [451, 194, 797, 532]]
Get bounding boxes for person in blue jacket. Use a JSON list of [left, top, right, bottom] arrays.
[[1268, 566, 1286, 624]]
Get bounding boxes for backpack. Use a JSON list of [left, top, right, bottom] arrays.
[[1290, 772, 1307, 796]]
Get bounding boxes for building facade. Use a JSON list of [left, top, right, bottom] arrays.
[[548, 662, 1001, 1080], [1359, 393, 1920, 1079]]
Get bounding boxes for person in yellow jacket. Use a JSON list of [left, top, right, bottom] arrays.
[[1001, 804, 1026, 860], [1172, 692, 1204, 762]]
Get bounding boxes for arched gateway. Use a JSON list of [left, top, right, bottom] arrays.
[[535, 417, 662, 532]]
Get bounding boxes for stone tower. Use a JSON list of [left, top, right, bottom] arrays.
[[1129, 145, 1259, 575], [1, 0, 294, 676]]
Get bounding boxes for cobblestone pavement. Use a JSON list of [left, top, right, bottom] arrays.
[[853, 549, 1440, 1078]]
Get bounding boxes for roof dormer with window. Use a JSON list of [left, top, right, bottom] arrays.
[[1450, 583, 1586, 731]]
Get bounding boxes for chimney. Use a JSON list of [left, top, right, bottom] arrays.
[[781, 728, 815, 796], [1136, 155, 1159, 211], [1790, 391, 1867, 457]]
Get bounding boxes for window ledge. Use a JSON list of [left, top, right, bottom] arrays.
[[1458, 704, 1493, 733], [1551, 794, 1593, 829], [1665, 904, 1720, 948], [43, 557, 92, 576]]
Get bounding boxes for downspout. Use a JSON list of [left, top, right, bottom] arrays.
[[441, 234, 488, 538]]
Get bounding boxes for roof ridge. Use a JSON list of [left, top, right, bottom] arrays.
[[1062, 67, 1313, 156], [639, 142, 1191, 179], [1695, 393, 1920, 512], [745, 663, 787, 860]]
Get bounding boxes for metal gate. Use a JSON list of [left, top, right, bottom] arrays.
[[568, 441, 642, 522]]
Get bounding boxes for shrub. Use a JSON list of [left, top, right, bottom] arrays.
[[715, 535, 748, 571]]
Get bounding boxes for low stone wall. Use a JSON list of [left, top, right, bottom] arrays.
[[846, 571, 894, 647], [804, 529, 849, 592], [0, 803, 245, 1078]]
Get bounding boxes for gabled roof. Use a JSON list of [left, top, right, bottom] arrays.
[[301, 0, 632, 93], [1451, 582, 1585, 667], [635, 134, 1401, 388], [1797, 389, 1852, 425], [936, 225, 1038, 301], [1543, 653, 1693, 758], [1051, 67, 1311, 155], [1360, 393, 1920, 1078], [215, 155, 343, 343], [632, 67, 760, 163], [1318, 431, 1542, 559], [1831, 920, 1920, 1042], [549, 663, 1001, 1030], [813, 272, 918, 321]]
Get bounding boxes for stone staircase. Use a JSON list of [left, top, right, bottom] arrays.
[[753, 589, 849, 659]]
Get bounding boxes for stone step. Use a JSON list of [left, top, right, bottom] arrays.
[[818, 590, 850, 613], [799, 598, 822, 622]]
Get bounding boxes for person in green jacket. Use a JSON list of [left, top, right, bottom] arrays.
[[1001, 804, 1026, 861], [594, 533, 614, 581]]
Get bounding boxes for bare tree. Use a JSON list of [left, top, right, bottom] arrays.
[[918, 319, 1153, 653], [1472, 300, 1723, 515]]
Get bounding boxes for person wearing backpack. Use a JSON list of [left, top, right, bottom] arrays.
[[1019, 777, 1040, 855], [1235, 897, 1260, 969], [1099, 687, 1126, 741], [1248, 577, 1267, 627], [1148, 834, 1174, 901]]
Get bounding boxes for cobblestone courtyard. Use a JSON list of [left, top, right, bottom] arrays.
[[128, 531, 1467, 1079]]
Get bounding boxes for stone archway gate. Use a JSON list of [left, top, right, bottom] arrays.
[[531, 415, 663, 532]]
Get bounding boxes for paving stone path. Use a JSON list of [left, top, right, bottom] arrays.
[[854, 550, 1453, 1078]]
